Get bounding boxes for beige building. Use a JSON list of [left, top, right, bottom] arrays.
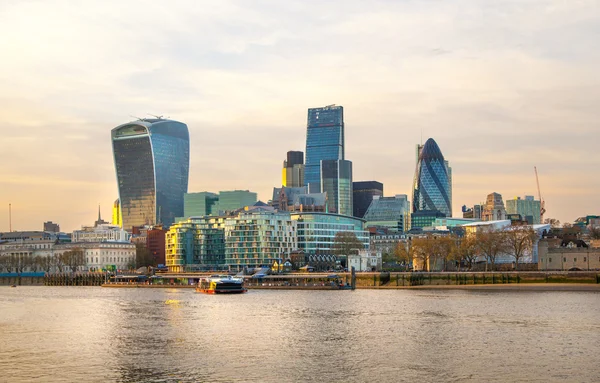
[[482, 192, 506, 221], [538, 239, 600, 270]]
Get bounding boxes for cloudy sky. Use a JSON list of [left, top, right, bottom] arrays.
[[0, 0, 598, 232]]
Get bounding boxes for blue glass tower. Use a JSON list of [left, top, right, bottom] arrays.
[[304, 105, 344, 193], [412, 138, 452, 217], [112, 118, 190, 230]]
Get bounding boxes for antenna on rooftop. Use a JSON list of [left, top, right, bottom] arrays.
[[9, 203, 12, 232], [129, 115, 144, 121], [148, 114, 164, 119]]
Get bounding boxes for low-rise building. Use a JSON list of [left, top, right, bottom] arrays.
[[348, 249, 382, 272], [538, 239, 600, 270], [72, 224, 130, 243]]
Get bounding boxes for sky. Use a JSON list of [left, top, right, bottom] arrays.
[[0, 0, 598, 232]]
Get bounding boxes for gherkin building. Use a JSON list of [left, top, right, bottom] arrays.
[[412, 138, 452, 217]]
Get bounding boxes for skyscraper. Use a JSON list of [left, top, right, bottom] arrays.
[[282, 150, 305, 188], [112, 118, 190, 230], [353, 181, 383, 218], [304, 105, 344, 193], [412, 138, 452, 217], [321, 159, 353, 216]]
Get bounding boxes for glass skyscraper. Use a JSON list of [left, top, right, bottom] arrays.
[[304, 105, 344, 193], [112, 118, 190, 230], [412, 138, 452, 217], [321, 159, 353, 216]]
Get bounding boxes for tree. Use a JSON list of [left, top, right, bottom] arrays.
[[394, 241, 413, 269], [0, 254, 9, 273], [61, 248, 85, 273], [332, 232, 364, 256], [411, 235, 454, 271], [39, 255, 54, 273], [474, 228, 509, 271], [53, 253, 65, 273], [135, 243, 155, 268], [451, 235, 478, 271], [588, 226, 600, 240], [505, 226, 538, 270]]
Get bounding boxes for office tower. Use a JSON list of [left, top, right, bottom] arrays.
[[353, 181, 383, 218], [412, 138, 452, 217], [282, 151, 305, 188], [304, 105, 344, 193], [506, 196, 541, 224], [43, 221, 60, 233], [363, 195, 409, 232], [321, 159, 352, 216], [184, 192, 219, 217], [112, 118, 190, 230], [112, 199, 122, 228]]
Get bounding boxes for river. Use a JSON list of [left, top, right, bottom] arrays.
[[0, 287, 599, 382]]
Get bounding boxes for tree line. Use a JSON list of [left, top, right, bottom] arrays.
[[391, 226, 539, 271], [0, 249, 86, 274]]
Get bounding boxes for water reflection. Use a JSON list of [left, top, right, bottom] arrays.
[[0, 288, 599, 383]]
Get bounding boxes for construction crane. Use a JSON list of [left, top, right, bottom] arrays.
[[534, 166, 546, 223]]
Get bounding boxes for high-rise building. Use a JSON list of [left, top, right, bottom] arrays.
[[304, 105, 344, 193], [321, 159, 353, 216], [506, 196, 541, 224], [353, 181, 383, 218], [111, 118, 190, 230], [412, 138, 452, 217], [282, 151, 305, 188], [363, 195, 409, 232], [111, 199, 122, 228], [184, 192, 219, 217]]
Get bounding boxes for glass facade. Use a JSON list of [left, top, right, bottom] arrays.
[[112, 119, 189, 230], [363, 195, 409, 232], [304, 105, 344, 193], [290, 212, 369, 256], [412, 138, 452, 217], [353, 181, 383, 218], [506, 196, 541, 224], [321, 159, 353, 216], [213, 190, 257, 214], [184, 192, 219, 217]]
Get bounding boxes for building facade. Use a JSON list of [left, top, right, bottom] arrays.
[[304, 105, 344, 193], [321, 159, 353, 216], [72, 224, 130, 243], [363, 195, 409, 232], [412, 138, 452, 217], [184, 192, 219, 217], [410, 210, 447, 230], [111, 199, 122, 227], [43, 221, 60, 233], [213, 190, 257, 215], [482, 192, 507, 221], [282, 150, 305, 188], [505, 196, 542, 224], [224, 210, 297, 270], [352, 181, 383, 218], [112, 118, 190, 230]]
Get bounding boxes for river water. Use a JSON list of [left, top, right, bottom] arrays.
[[0, 287, 599, 382]]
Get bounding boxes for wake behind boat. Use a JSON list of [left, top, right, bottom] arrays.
[[196, 275, 247, 294]]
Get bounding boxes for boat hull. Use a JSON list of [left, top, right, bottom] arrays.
[[195, 288, 247, 294]]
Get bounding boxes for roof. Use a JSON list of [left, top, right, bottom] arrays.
[[419, 138, 445, 161]]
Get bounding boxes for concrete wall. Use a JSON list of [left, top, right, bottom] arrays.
[[538, 240, 600, 270]]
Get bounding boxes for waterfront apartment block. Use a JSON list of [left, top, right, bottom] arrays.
[[224, 209, 297, 270]]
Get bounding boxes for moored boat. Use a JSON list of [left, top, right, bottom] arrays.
[[196, 275, 247, 294]]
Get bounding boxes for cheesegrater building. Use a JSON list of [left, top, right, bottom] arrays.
[[412, 138, 452, 217], [112, 118, 190, 230]]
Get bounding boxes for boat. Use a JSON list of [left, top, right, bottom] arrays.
[[196, 275, 247, 294], [10, 285, 17, 288]]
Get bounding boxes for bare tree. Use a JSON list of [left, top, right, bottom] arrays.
[[452, 235, 478, 271], [505, 227, 538, 270], [0, 254, 9, 273], [54, 252, 65, 273], [62, 248, 85, 273], [39, 255, 54, 273], [588, 226, 600, 240], [474, 228, 509, 271], [29, 255, 41, 272], [544, 218, 561, 229], [411, 235, 454, 271]]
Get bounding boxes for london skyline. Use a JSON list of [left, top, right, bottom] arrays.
[[1, 0, 599, 232]]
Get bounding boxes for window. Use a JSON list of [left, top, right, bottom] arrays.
[[563, 257, 566, 262], [584, 257, 586, 262], [574, 258, 577, 262], [549, 258, 552, 263]]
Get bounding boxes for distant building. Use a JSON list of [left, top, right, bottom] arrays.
[[72, 224, 130, 243], [433, 217, 480, 229], [305, 105, 344, 193], [353, 181, 383, 218], [506, 196, 541, 224], [462, 204, 483, 219], [112, 118, 190, 229], [53, 242, 135, 272], [111, 199, 122, 228], [321, 159, 353, 216], [43, 221, 60, 233], [482, 193, 507, 221], [412, 138, 452, 217], [271, 187, 308, 211], [363, 195, 410, 232], [94, 205, 109, 227], [410, 210, 447, 230], [282, 151, 305, 188], [348, 249, 382, 272], [214, 190, 257, 215], [184, 192, 219, 217], [132, 225, 167, 266]]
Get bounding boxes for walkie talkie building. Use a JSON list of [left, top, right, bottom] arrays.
[[412, 138, 452, 217], [112, 118, 189, 230]]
